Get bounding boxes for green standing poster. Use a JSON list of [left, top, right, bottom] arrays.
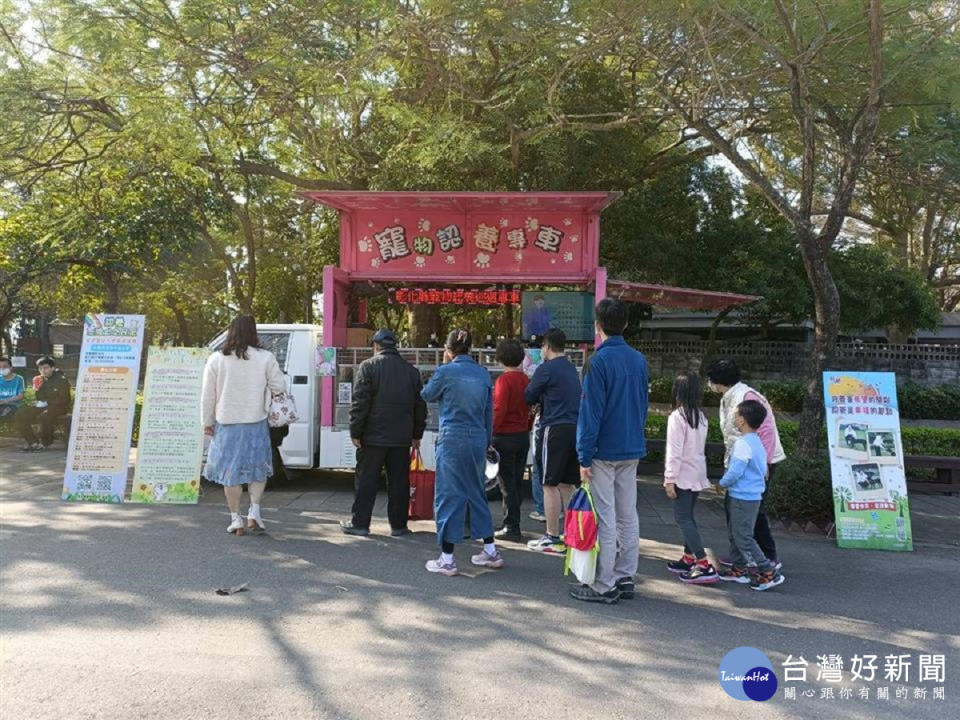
[[131, 347, 208, 504], [823, 372, 912, 551]]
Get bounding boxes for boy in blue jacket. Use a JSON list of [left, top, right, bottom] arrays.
[[717, 400, 785, 591]]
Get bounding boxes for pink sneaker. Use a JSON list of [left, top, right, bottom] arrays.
[[426, 556, 458, 576], [471, 549, 505, 569]]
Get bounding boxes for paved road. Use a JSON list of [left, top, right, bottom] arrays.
[[1, 443, 958, 720]]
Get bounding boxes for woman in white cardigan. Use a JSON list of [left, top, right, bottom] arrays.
[[202, 315, 286, 534]]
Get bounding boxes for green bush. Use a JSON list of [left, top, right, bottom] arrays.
[[898, 382, 960, 421], [755, 380, 806, 413], [764, 454, 834, 524], [899, 426, 960, 456], [648, 376, 721, 406], [649, 376, 960, 420]]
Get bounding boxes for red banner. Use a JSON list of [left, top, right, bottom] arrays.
[[390, 288, 521, 306]]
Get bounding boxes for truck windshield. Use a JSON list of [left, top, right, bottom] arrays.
[[258, 333, 291, 369], [208, 331, 291, 370]]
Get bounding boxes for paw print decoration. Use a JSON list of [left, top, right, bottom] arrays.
[[370, 257, 381, 268], [570, 234, 580, 243], [563, 251, 574, 263], [474, 253, 491, 269], [358, 238, 372, 253], [524, 217, 539, 232], [418, 218, 431, 232], [414, 256, 427, 268], [445, 255, 456, 265], [563, 217, 573, 227], [513, 251, 524, 263]]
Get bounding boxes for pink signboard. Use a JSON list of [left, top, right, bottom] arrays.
[[300, 192, 620, 282]]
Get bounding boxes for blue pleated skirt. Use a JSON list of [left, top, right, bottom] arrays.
[[204, 419, 273, 486]]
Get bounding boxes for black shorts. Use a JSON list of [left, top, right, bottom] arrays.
[[538, 423, 581, 487]]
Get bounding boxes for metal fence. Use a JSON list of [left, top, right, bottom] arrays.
[[636, 340, 960, 384]]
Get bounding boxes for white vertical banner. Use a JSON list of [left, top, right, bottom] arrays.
[[130, 347, 207, 504], [62, 314, 145, 503]]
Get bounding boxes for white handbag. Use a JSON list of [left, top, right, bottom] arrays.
[[267, 392, 298, 428]]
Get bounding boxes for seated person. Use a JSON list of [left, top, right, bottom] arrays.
[[0, 356, 25, 419], [16, 356, 72, 451]]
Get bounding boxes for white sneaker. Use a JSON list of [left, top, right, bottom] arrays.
[[227, 514, 246, 534], [471, 550, 505, 568], [246, 506, 265, 530], [529, 511, 547, 522]]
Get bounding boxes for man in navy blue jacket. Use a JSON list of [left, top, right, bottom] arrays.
[[572, 299, 649, 604], [524, 328, 581, 554]]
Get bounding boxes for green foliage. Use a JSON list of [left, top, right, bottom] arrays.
[[898, 383, 960, 422], [649, 376, 960, 420], [832, 245, 942, 335], [764, 455, 835, 524], [899, 426, 960, 457]]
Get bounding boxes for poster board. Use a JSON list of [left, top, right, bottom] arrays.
[[521, 291, 595, 343], [131, 347, 207, 504], [63, 314, 145, 503], [823, 372, 912, 551], [316, 347, 337, 376]]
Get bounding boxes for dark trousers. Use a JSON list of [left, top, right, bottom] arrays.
[[673, 488, 705, 559], [16, 406, 66, 446], [351, 445, 411, 531], [494, 432, 530, 531], [754, 463, 778, 561], [722, 463, 778, 562]]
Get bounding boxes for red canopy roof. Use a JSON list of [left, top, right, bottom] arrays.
[[299, 190, 622, 214], [607, 279, 759, 311]]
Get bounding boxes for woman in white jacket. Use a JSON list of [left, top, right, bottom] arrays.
[[202, 315, 286, 534]]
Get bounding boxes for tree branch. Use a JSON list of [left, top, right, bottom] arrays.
[[233, 160, 357, 190]]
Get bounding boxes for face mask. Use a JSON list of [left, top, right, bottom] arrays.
[[0, 368, 10, 377]]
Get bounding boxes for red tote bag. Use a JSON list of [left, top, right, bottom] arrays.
[[408, 448, 435, 521]]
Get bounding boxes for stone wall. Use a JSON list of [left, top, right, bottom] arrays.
[[637, 341, 960, 385]]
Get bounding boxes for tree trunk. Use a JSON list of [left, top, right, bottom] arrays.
[[166, 296, 192, 346], [501, 302, 515, 339], [1, 327, 12, 355], [102, 274, 121, 314], [409, 304, 441, 346], [700, 307, 733, 378], [795, 229, 841, 456]]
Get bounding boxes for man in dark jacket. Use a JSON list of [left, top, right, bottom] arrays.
[[17, 356, 73, 451], [341, 329, 427, 537], [523, 328, 581, 554]]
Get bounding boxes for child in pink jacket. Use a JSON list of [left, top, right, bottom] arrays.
[[663, 372, 718, 584]]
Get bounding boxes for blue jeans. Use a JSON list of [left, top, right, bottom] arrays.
[[531, 424, 544, 513]]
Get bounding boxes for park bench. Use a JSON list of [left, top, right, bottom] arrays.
[[638, 438, 959, 496]]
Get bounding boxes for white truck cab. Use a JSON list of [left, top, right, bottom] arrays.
[[208, 324, 322, 469]]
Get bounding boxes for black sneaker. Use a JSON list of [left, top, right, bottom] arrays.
[[615, 577, 636, 599], [569, 585, 621, 605], [390, 527, 412, 537], [339, 520, 370, 536], [667, 557, 694, 574], [494, 526, 522, 542], [679, 564, 720, 585]]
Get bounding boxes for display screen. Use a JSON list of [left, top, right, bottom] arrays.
[[521, 291, 595, 344]]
